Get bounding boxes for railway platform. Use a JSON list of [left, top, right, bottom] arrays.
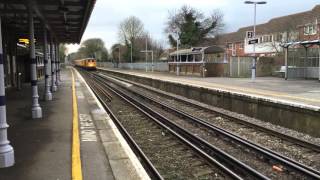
[[98, 68, 320, 108], [0, 68, 148, 180]]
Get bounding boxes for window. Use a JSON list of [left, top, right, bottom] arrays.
[[239, 43, 244, 49], [304, 24, 317, 35], [262, 35, 272, 43], [274, 33, 283, 42]]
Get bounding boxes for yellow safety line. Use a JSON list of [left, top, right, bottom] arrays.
[[71, 70, 83, 180]]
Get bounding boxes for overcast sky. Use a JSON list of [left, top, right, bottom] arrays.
[[67, 0, 320, 54]]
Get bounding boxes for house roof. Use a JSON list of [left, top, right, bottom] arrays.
[[216, 4, 320, 44], [0, 0, 96, 43]]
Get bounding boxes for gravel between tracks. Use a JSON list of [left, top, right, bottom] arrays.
[[83, 72, 232, 180], [126, 82, 320, 172], [109, 79, 308, 179]]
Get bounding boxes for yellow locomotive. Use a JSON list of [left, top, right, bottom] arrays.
[[74, 58, 97, 70]]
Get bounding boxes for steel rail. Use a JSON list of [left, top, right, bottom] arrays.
[[97, 69, 320, 153], [91, 73, 269, 180], [95, 71, 320, 179], [79, 70, 163, 180]]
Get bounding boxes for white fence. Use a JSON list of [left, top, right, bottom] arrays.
[[97, 62, 169, 72]]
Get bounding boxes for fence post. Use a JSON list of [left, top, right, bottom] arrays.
[[318, 45, 320, 82], [237, 56, 240, 77], [285, 47, 288, 80], [229, 57, 233, 77]]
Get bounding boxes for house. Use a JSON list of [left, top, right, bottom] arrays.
[[216, 5, 320, 58]]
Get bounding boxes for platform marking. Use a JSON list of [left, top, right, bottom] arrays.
[[71, 70, 83, 180], [79, 114, 97, 142], [76, 91, 85, 99], [74, 68, 151, 180]]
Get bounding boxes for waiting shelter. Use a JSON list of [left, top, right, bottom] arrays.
[[281, 40, 320, 81], [169, 46, 225, 77]]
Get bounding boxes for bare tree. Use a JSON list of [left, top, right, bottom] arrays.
[[118, 16, 145, 62], [118, 16, 144, 44], [263, 15, 299, 54]]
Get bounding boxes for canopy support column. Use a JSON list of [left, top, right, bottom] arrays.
[[55, 44, 59, 86], [43, 28, 52, 101], [0, 15, 15, 168], [50, 41, 57, 92], [29, 5, 42, 119]]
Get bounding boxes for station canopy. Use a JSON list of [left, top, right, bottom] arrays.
[[170, 46, 225, 56], [280, 40, 320, 48], [0, 0, 96, 43]]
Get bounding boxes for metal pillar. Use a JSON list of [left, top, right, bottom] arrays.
[[176, 39, 179, 76], [145, 37, 148, 72], [304, 46, 308, 79], [57, 44, 61, 82], [0, 15, 15, 168], [43, 28, 52, 101], [251, 3, 257, 82], [29, 6, 42, 119], [284, 47, 288, 80], [130, 43, 133, 70], [55, 44, 59, 86], [50, 41, 57, 92], [318, 45, 320, 81]]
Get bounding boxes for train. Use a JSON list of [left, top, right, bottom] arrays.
[[73, 58, 97, 70]]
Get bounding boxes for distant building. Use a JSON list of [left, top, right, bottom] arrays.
[[215, 5, 320, 59]]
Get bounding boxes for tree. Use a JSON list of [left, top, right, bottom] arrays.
[[110, 43, 126, 63], [77, 38, 109, 61], [165, 6, 224, 48], [118, 16, 145, 62], [263, 15, 300, 54]]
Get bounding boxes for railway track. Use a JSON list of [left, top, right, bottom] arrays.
[[86, 70, 320, 179], [97, 69, 320, 152], [80, 70, 249, 180], [97, 70, 320, 166]]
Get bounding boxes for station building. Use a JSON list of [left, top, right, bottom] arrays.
[[0, 0, 96, 168]]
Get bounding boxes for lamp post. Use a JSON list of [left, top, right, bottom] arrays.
[[130, 43, 133, 70], [145, 35, 148, 72], [176, 39, 180, 76], [118, 45, 121, 66], [244, 1, 266, 82]]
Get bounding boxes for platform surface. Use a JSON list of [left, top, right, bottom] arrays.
[[99, 68, 320, 108], [0, 68, 148, 180]]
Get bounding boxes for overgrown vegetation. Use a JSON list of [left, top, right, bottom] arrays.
[[165, 5, 224, 48]]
